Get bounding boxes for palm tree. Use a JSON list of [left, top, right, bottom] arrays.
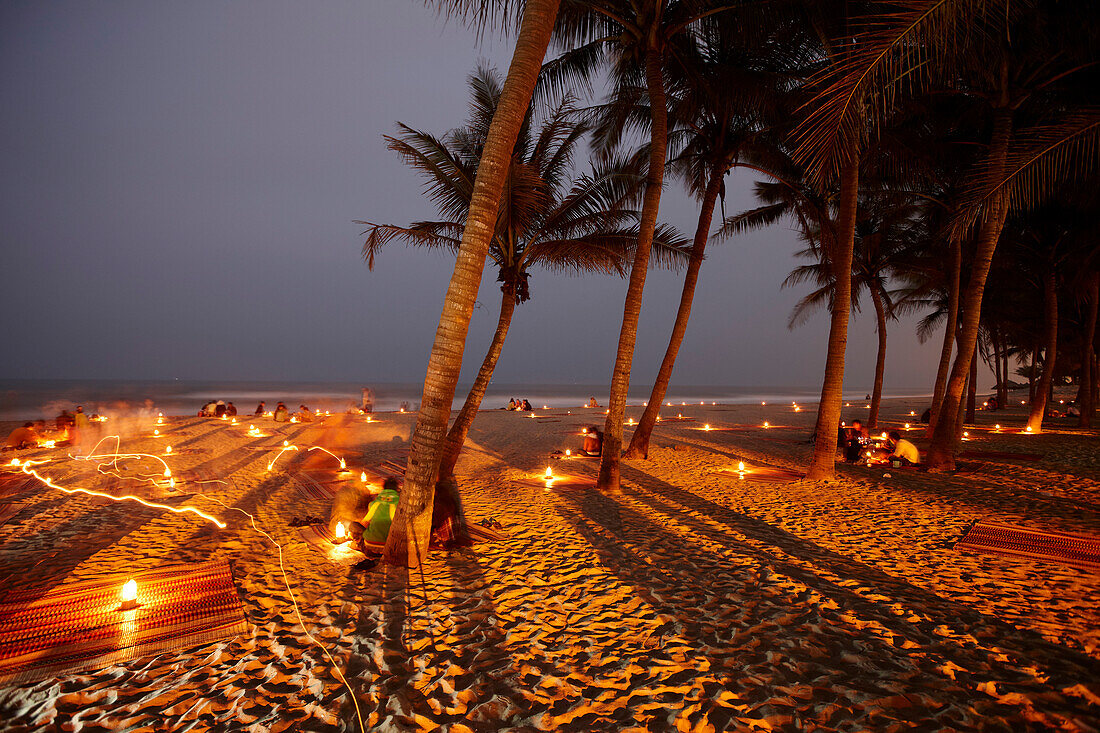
[[360, 67, 687, 479], [384, 0, 563, 567], [622, 14, 790, 459], [550, 0, 738, 490]]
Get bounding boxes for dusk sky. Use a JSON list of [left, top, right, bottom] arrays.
[[0, 0, 990, 393]]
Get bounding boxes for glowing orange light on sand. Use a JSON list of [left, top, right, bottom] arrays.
[[703, 424, 711, 431], [565, 449, 571, 457], [763, 422, 770, 428], [545, 466, 553, 479], [334, 522, 346, 540]]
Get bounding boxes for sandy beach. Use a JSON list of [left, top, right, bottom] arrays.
[[1, 394, 1098, 731]]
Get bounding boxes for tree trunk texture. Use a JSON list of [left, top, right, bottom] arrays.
[[597, 46, 669, 491], [1000, 347, 1010, 406], [624, 166, 723, 459], [926, 237, 961, 437], [438, 282, 518, 479], [868, 281, 888, 429], [1027, 270, 1059, 432], [384, 0, 560, 566], [965, 342, 977, 424], [1079, 271, 1098, 428], [926, 104, 1013, 471], [1028, 348, 1037, 404], [805, 153, 860, 481]]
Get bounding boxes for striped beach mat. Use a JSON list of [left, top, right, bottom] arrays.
[[362, 459, 407, 482], [0, 559, 247, 685], [955, 522, 1100, 571], [293, 472, 341, 501]]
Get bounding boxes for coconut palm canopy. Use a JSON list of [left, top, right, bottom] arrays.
[[358, 66, 689, 300]]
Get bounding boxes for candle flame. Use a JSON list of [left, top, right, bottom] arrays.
[[165, 446, 172, 454], [360, 472, 367, 482], [335, 522, 346, 539], [565, 449, 571, 457], [544, 466, 553, 480], [703, 424, 711, 430], [121, 579, 137, 603], [763, 422, 769, 428], [738, 461, 745, 472]]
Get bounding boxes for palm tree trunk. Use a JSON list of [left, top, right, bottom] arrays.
[[1027, 269, 1059, 432], [992, 328, 1003, 406], [438, 282, 517, 480], [597, 46, 668, 491], [1028, 348, 1037, 404], [926, 237, 961, 437], [965, 341, 977, 424], [624, 165, 723, 459], [1079, 271, 1098, 428], [926, 105, 1013, 471], [806, 154, 860, 481], [384, 0, 560, 566], [868, 281, 888, 429]]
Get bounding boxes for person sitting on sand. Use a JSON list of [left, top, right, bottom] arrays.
[[215, 400, 227, 418], [298, 405, 313, 422], [254, 401, 266, 416], [226, 402, 237, 416], [4, 422, 39, 450], [843, 419, 868, 463], [522, 399, 533, 412], [507, 398, 517, 411], [273, 402, 289, 422], [887, 430, 920, 465], [920, 407, 932, 424], [348, 478, 402, 569], [202, 400, 217, 417], [582, 426, 603, 456], [588, 397, 599, 408]]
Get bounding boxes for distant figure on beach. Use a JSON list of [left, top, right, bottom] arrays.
[[399, 401, 411, 412], [4, 422, 39, 450], [920, 407, 932, 424], [298, 405, 313, 422], [522, 399, 533, 412], [214, 400, 227, 418], [588, 397, 599, 408], [273, 402, 289, 422], [74, 406, 89, 431], [1067, 401, 1080, 418], [201, 400, 216, 417], [254, 401, 265, 416], [55, 409, 74, 432], [887, 430, 920, 465], [986, 395, 999, 411], [582, 426, 603, 456], [361, 387, 375, 413], [507, 398, 517, 410], [226, 402, 237, 416]]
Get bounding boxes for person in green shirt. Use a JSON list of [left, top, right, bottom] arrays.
[[349, 478, 401, 570]]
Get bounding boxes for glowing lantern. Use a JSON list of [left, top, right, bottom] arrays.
[[231, 418, 238, 425], [995, 424, 1001, 431], [1026, 426, 1033, 433], [153, 430, 159, 437], [963, 432, 969, 439], [10, 458, 20, 466], [334, 522, 346, 540], [667, 402, 672, 407], [543, 405, 549, 410], [340, 459, 347, 470], [283, 440, 289, 447], [544, 466, 553, 480], [737, 461, 746, 473], [399, 408, 405, 413], [360, 472, 367, 483], [565, 449, 571, 457], [761, 402, 766, 406], [530, 413, 537, 419], [165, 446, 172, 455], [120, 579, 138, 611], [627, 418, 635, 425], [163, 467, 172, 478], [221, 414, 227, 421], [904, 423, 910, 430], [366, 416, 372, 423], [677, 413, 682, 419], [910, 411, 916, 416], [700, 401, 704, 405], [881, 432, 888, 440], [763, 422, 770, 428], [794, 407, 801, 412], [704, 424, 711, 431], [681, 402, 686, 406], [581, 427, 588, 434]]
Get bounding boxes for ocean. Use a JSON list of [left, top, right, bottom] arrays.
[[0, 379, 929, 421]]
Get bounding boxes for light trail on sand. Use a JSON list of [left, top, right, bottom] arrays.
[[12, 459, 226, 528], [306, 446, 346, 470], [195, 492, 366, 731], [266, 442, 300, 472]]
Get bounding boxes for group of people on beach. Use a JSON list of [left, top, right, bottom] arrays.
[[507, 398, 534, 411], [839, 419, 920, 466], [339, 476, 473, 571], [199, 400, 237, 418], [4, 405, 100, 450]]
